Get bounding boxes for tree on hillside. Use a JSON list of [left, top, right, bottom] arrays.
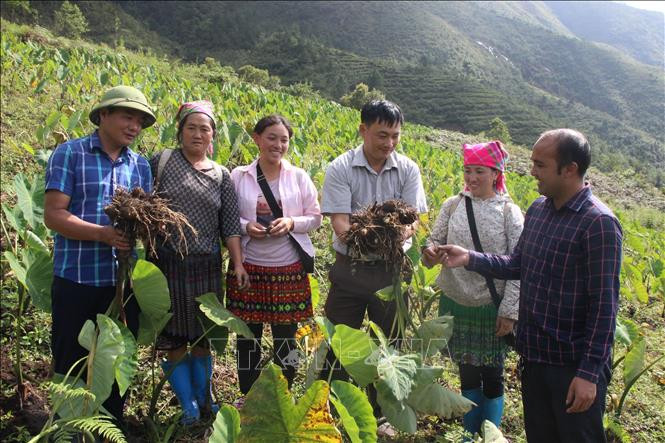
[[237, 65, 281, 89], [340, 83, 385, 109], [54, 1, 88, 39], [3, 0, 38, 23], [487, 117, 512, 144], [367, 69, 384, 90]]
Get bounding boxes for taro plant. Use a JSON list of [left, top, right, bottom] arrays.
[[1, 173, 52, 409], [30, 258, 173, 442], [209, 363, 374, 442], [293, 233, 472, 436], [604, 316, 664, 441], [143, 291, 255, 440], [610, 316, 664, 417]]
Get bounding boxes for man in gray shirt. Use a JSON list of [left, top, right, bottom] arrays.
[[320, 100, 428, 434]]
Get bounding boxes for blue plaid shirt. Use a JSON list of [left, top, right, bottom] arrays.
[[468, 186, 622, 384], [45, 131, 152, 287]]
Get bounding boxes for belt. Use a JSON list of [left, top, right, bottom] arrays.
[[335, 252, 386, 267]]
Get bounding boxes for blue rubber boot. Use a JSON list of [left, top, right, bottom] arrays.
[[482, 394, 504, 428], [462, 388, 483, 441], [190, 354, 220, 415], [161, 356, 200, 425]]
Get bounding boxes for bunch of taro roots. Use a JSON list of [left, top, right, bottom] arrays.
[[339, 199, 418, 277], [104, 187, 196, 259]]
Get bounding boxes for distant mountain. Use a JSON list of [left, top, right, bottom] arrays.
[[7, 0, 664, 186], [545, 1, 665, 68]]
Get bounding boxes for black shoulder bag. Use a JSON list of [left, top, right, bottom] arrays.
[[464, 196, 515, 348], [255, 163, 314, 273]]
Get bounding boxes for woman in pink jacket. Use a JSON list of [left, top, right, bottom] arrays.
[[226, 115, 322, 404]]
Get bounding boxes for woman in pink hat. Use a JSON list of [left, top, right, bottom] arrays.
[[422, 141, 524, 438], [149, 100, 249, 424]]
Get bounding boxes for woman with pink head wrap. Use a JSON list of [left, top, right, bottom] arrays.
[[462, 140, 509, 195], [422, 140, 524, 436], [148, 100, 249, 424]]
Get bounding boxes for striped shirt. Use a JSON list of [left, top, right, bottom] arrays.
[[45, 131, 152, 287], [467, 186, 622, 383]]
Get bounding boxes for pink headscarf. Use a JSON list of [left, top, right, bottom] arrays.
[[463, 141, 509, 194], [176, 100, 216, 155]]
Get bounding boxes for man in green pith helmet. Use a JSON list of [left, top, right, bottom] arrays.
[[44, 85, 155, 423]]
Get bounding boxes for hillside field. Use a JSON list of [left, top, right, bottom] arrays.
[[1, 21, 664, 442]]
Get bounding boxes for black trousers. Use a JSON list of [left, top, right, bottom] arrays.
[[51, 276, 140, 421], [236, 322, 299, 395], [459, 364, 504, 398], [521, 361, 610, 443], [320, 254, 405, 417]]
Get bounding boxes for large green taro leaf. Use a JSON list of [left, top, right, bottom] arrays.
[[415, 315, 453, 357], [25, 249, 53, 313], [623, 338, 646, 385], [375, 379, 417, 434], [330, 324, 378, 387], [375, 349, 419, 401], [4, 250, 26, 286], [330, 380, 377, 443], [407, 381, 474, 418], [415, 262, 440, 288], [77, 315, 125, 411], [238, 364, 342, 442], [113, 320, 138, 397], [201, 315, 231, 354], [14, 174, 40, 230], [131, 259, 170, 319], [209, 404, 241, 443], [136, 312, 172, 346], [197, 292, 254, 338], [131, 259, 171, 345]]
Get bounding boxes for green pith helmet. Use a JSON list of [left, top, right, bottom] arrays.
[[89, 85, 156, 128]]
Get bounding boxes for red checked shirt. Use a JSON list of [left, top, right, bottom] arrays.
[[468, 186, 623, 384]]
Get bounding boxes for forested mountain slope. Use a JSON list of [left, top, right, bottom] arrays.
[[3, 0, 664, 188]]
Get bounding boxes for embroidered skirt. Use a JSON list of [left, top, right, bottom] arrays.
[[149, 248, 222, 350], [439, 294, 506, 368], [226, 261, 313, 324]]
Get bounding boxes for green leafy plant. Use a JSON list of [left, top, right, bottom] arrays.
[[32, 258, 172, 442], [1, 173, 52, 408], [612, 316, 664, 417], [209, 364, 344, 442]]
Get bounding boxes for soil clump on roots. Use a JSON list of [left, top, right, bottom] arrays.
[[104, 187, 196, 258], [340, 199, 418, 276]]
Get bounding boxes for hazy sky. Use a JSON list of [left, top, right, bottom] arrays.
[[616, 1, 665, 13]]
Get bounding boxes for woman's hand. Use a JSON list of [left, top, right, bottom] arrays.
[[247, 222, 268, 239], [422, 245, 446, 267], [495, 316, 515, 337], [234, 263, 250, 290], [268, 217, 294, 237]]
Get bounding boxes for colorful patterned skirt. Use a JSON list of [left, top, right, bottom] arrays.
[[149, 248, 222, 350], [226, 261, 313, 324], [439, 294, 506, 368]]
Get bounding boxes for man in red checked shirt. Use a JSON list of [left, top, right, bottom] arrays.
[[432, 129, 622, 442]]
